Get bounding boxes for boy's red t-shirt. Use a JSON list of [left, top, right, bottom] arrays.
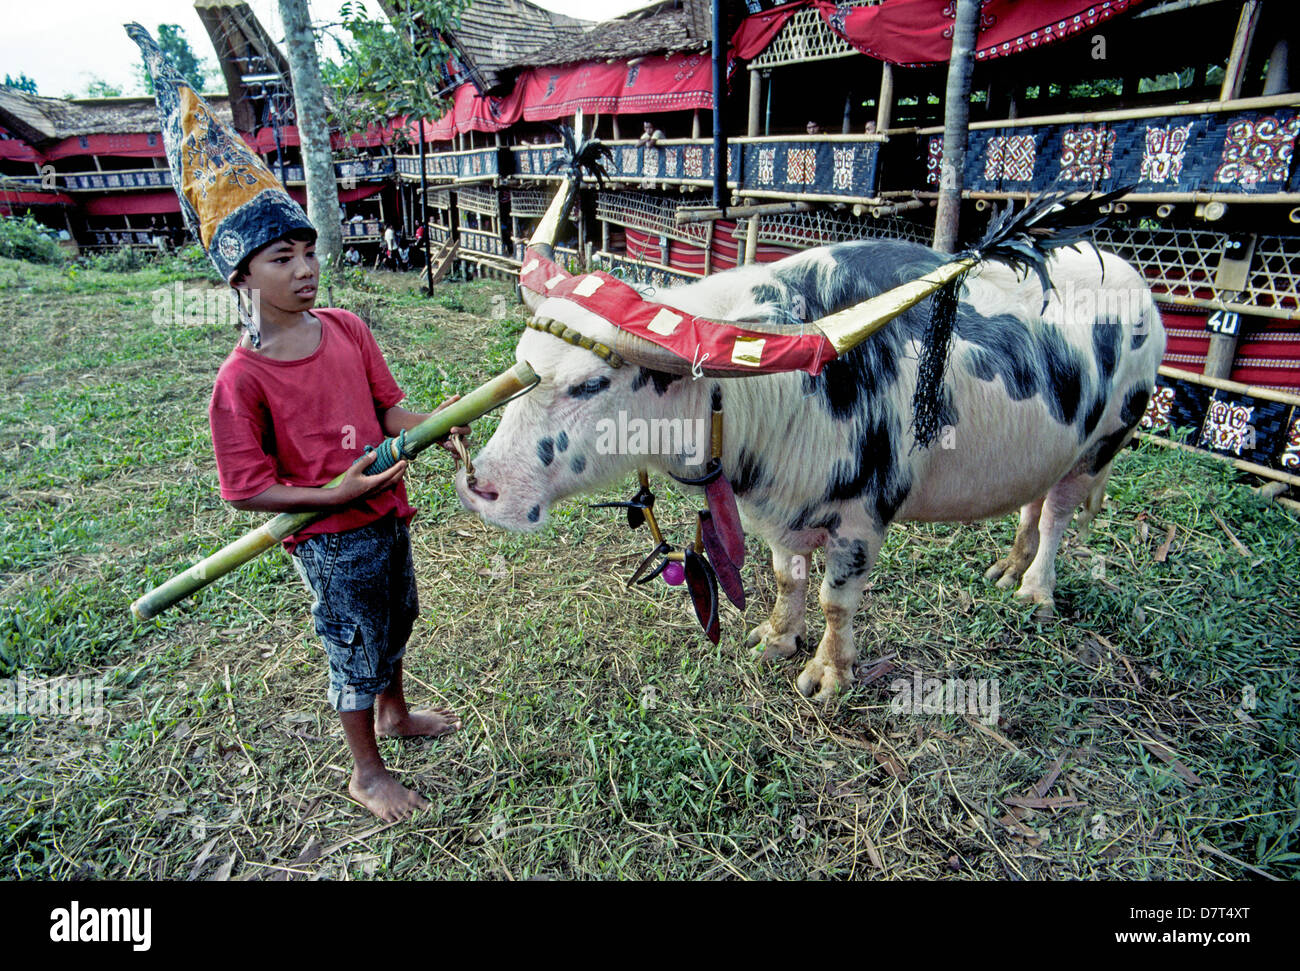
[[208, 308, 415, 552]]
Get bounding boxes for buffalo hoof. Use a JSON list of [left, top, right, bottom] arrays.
[[795, 657, 850, 701], [985, 557, 1027, 590], [744, 620, 803, 661], [1015, 586, 1057, 622]]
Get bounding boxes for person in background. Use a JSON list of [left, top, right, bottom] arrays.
[[345, 245, 362, 267], [806, 120, 822, 135], [639, 120, 665, 145]]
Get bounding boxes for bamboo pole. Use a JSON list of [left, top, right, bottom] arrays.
[[876, 62, 894, 132], [131, 362, 540, 621], [1220, 0, 1261, 101], [915, 93, 1300, 134], [1137, 432, 1300, 489], [1157, 365, 1300, 408]]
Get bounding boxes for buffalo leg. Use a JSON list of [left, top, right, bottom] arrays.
[[744, 544, 809, 660], [796, 533, 882, 701], [984, 497, 1045, 590], [1015, 466, 1102, 620]]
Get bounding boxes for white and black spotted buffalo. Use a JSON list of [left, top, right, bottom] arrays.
[[456, 239, 1166, 700]]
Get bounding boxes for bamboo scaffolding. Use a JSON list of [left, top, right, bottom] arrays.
[[130, 361, 539, 621], [1158, 365, 1300, 407]]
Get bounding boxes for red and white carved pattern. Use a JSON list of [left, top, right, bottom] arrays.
[[1140, 385, 1176, 431], [787, 148, 816, 185], [664, 150, 678, 178], [1213, 115, 1300, 187], [983, 134, 1036, 181], [926, 136, 943, 187], [642, 150, 659, 179], [621, 147, 639, 174], [1141, 122, 1193, 184], [757, 147, 776, 185], [1282, 412, 1300, 469], [684, 146, 703, 178], [1060, 127, 1116, 182], [1200, 396, 1255, 455]]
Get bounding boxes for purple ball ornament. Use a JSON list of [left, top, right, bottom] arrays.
[[662, 560, 685, 586]]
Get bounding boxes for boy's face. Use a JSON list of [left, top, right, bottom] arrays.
[[235, 237, 318, 312]]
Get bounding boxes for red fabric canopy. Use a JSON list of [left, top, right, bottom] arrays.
[[732, 0, 1147, 67], [0, 189, 72, 207], [0, 129, 44, 163], [83, 190, 179, 215], [44, 133, 165, 160], [409, 51, 716, 142], [242, 121, 401, 154]]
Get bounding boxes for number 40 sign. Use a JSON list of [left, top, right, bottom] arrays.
[[1207, 310, 1241, 336]]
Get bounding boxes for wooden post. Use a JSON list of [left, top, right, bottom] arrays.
[[842, 91, 852, 133], [744, 217, 760, 265], [612, 116, 621, 139], [692, 110, 701, 139], [875, 62, 894, 132], [1220, 0, 1261, 101], [748, 68, 762, 136], [703, 218, 714, 276], [932, 0, 980, 253]]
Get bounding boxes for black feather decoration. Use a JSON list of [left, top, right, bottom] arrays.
[[910, 183, 1134, 451], [544, 123, 613, 187]]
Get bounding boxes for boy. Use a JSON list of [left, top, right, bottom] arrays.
[[212, 228, 468, 822], [128, 23, 466, 823]]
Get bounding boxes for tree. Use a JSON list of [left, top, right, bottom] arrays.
[[84, 77, 123, 98], [933, 0, 980, 253], [279, 0, 343, 272], [136, 24, 216, 94], [321, 0, 466, 151], [3, 73, 38, 94]]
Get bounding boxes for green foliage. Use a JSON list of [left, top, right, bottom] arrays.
[[85, 246, 147, 274], [0, 216, 64, 265], [83, 77, 123, 98], [3, 72, 38, 94], [135, 24, 217, 94], [321, 0, 467, 150]]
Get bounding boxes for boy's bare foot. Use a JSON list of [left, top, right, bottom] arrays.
[[349, 767, 429, 823], [376, 706, 462, 739]]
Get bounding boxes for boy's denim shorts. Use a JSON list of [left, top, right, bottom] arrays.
[[290, 516, 419, 712]]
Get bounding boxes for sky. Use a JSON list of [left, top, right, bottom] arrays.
[[1, 0, 657, 99]]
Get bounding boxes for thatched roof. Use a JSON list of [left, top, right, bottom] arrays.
[[514, 0, 714, 69], [380, 0, 594, 91], [194, 0, 293, 133], [0, 87, 233, 145]]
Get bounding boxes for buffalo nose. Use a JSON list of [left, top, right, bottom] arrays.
[[468, 479, 499, 502]]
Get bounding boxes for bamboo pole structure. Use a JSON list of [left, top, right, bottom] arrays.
[[1220, 0, 1261, 101], [916, 93, 1300, 134], [1158, 365, 1300, 408], [131, 361, 540, 621]]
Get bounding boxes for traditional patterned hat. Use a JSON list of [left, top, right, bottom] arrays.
[[125, 23, 314, 284]]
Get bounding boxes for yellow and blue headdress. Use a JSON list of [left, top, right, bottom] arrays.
[[126, 23, 315, 287]]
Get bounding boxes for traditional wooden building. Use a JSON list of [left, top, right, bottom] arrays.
[[1, 0, 1297, 489]]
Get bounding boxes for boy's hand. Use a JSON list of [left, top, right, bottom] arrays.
[[332, 456, 408, 505], [433, 394, 471, 457]]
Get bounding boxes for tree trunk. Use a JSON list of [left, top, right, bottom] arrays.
[[932, 0, 981, 253], [278, 0, 342, 272]]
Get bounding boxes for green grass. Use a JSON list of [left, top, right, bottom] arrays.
[[0, 255, 1296, 880]]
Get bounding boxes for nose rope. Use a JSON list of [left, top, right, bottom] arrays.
[[448, 432, 476, 487]]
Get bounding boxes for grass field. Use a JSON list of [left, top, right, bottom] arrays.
[[1, 254, 1297, 880]]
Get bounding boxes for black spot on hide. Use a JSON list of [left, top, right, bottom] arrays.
[[631, 367, 682, 396], [537, 438, 554, 467]]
